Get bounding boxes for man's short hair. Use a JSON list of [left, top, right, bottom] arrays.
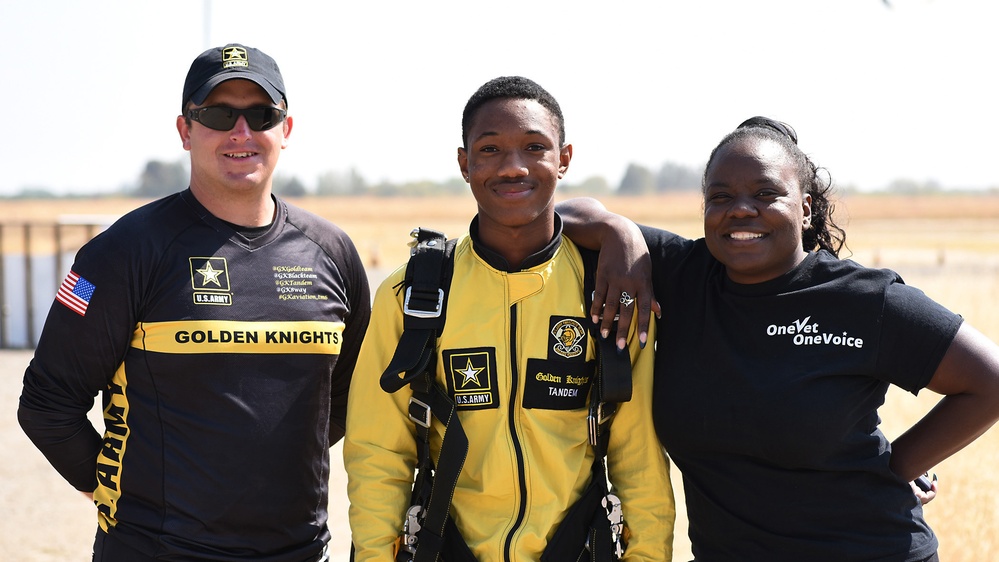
[[461, 76, 565, 148]]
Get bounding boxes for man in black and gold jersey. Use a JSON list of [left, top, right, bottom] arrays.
[[18, 43, 370, 562]]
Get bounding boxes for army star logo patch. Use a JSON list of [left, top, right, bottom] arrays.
[[222, 46, 249, 69], [190, 257, 233, 306], [443, 347, 499, 410]]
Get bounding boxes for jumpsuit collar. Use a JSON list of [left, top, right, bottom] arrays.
[[468, 213, 564, 273]]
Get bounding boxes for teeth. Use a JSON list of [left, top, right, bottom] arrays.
[[227, 152, 254, 158], [729, 232, 763, 240]]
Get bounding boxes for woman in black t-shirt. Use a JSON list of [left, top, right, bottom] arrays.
[[559, 117, 999, 561]]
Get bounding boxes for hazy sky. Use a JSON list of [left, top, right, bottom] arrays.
[[2, 0, 996, 195]]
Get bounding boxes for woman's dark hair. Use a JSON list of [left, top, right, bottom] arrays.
[[703, 116, 846, 257]]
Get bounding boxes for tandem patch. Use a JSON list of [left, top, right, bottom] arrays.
[[523, 358, 594, 410], [522, 315, 594, 409], [190, 256, 233, 306], [443, 347, 499, 410]]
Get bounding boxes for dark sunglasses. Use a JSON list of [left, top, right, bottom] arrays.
[[186, 106, 287, 132]]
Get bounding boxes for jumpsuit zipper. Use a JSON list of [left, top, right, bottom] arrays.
[[503, 303, 527, 562]]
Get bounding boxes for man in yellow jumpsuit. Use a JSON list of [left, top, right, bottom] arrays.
[[344, 76, 674, 561]]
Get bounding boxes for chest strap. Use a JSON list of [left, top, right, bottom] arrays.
[[380, 229, 470, 562], [579, 247, 632, 450], [381, 228, 456, 393]]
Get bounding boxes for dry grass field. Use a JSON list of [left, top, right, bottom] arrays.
[[3, 192, 999, 561]]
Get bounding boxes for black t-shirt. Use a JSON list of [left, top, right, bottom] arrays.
[[642, 226, 962, 562]]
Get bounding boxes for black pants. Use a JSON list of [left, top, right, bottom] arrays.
[[689, 554, 940, 562], [92, 530, 157, 562], [93, 530, 331, 562]]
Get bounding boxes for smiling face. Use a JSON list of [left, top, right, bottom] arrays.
[[177, 79, 292, 203], [457, 97, 571, 257], [703, 136, 812, 284]]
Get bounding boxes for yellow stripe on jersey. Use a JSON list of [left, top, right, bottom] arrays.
[[132, 320, 345, 355], [95, 362, 129, 531]]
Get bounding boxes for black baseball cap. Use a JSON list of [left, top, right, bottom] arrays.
[[182, 43, 286, 111]]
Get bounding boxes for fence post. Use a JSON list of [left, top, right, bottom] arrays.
[[55, 223, 64, 290], [23, 224, 35, 348], [0, 224, 6, 349]]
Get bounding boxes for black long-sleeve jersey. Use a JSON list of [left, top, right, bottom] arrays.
[[18, 189, 370, 561]]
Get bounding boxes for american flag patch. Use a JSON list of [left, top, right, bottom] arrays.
[[56, 271, 96, 316]]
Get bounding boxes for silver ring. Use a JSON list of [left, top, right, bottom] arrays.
[[619, 291, 635, 307]]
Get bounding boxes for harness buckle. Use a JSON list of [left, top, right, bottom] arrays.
[[404, 287, 445, 318], [401, 504, 423, 554], [587, 402, 615, 446], [602, 493, 626, 559], [408, 397, 432, 429]]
